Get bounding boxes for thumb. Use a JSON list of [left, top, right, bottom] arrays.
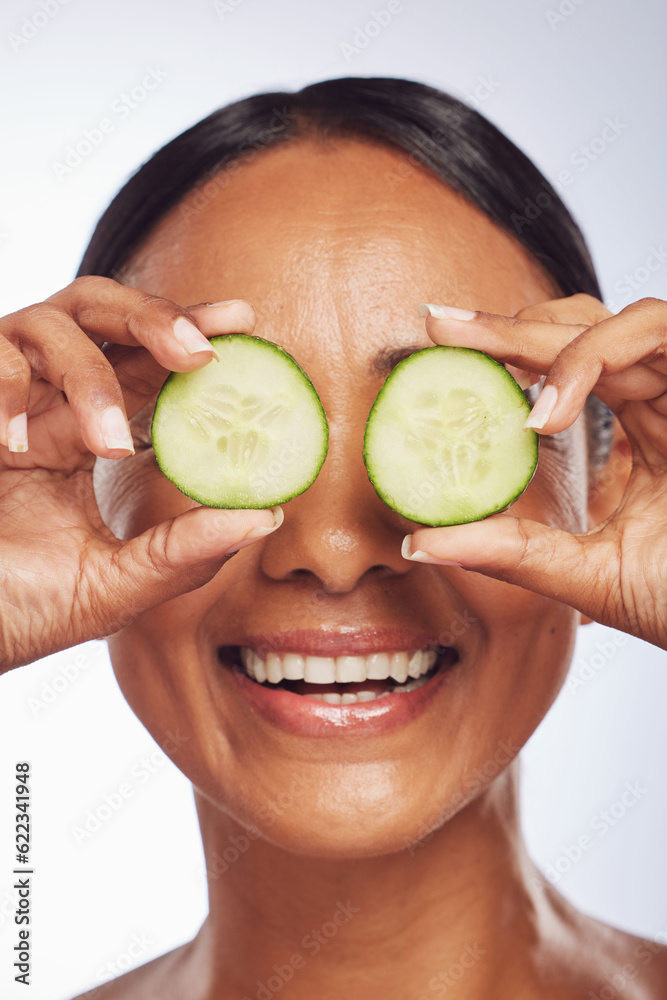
[[102, 505, 283, 626], [403, 514, 609, 619]]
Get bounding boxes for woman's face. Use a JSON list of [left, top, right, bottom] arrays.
[[98, 139, 588, 857]]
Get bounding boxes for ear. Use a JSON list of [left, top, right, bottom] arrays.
[[579, 416, 632, 626]]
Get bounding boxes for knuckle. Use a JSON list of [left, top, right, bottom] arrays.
[[14, 302, 69, 325], [46, 274, 119, 309], [67, 275, 119, 297], [127, 292, 184, 327], [0, 354, 30, 387], [569, 292, 602, 308], [635, 296, 665, 316], [63, 352, 117, 392]]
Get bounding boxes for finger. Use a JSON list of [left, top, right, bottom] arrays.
[[514, 292, 613, 326], [419, 299, 667, 435], [104, 301, 258, 417], [2, 307, 138, 458], [101, 506, 284, 626], [42, 278, 254, 370], [0, 335, 31, 453], [525, 299, 667, 433], [186, 298, 256, 336], [401, 515, 617, 630], [418, 302, 585, 374]]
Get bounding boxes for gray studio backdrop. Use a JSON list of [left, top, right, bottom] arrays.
[[0, 0, 666, 996]]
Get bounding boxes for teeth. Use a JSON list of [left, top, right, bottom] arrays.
[[306, 674, 432, 703], [366, 652, 390, 679], [239, 647, 440, 686], [266, 653, 283, 684], [390, 652, 409, 683], [303, 656, 336, 684], [282, 653, 304, 679], [336, 656, 366, 683]]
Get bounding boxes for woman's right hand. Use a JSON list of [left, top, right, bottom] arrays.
[[0, 277, 282, 672]]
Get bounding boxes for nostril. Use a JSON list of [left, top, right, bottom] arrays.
[[365, 564, 399, 578]]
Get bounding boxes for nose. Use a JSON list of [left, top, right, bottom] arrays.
[[258, 425, 411, 594]]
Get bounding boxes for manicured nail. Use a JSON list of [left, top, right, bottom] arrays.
[[523, 384, 558, 430], [225, 507, 284, 555], [505, 364, 533, 390], [417, 303, 477, 321], [204, 299, 244, 307], [173, 316, 220, 359], [401, 535, 462, 566], [7, 412, 28, 453], [100, 405, 134, 454]]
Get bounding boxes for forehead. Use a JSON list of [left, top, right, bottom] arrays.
[[126, 139, 556, 369]]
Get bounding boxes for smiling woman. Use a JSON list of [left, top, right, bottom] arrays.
[[1, 77, 666, 999]]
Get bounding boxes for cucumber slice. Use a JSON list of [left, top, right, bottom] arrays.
[[151, 334, 328, 508], [363, 346, 538, 526]]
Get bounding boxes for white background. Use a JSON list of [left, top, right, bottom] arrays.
[[0, 0, 666, 996]]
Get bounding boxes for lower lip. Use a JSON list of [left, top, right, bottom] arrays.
[[224, 655, 456, 738]]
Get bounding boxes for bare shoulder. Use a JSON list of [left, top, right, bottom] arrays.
[[550, 894, 667, 999], [68, 940, 195, 1000]]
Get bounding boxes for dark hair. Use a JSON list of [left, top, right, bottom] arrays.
[[78, 76, 612, 466]]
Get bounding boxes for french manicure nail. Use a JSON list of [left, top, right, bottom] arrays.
[[173, 316, 220, 358], [100, 405, 135, 454], [523, 384, 558, 430], [7, 413, 28, 453], [417, 303, 477, 321], [401, 534, 462, 566], [225, 507, 284, 555]]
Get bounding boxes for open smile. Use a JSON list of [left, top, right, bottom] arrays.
[[216, 630, 461, 737]]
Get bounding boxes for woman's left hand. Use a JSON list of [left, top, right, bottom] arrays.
[[403, 294, 667, 651]]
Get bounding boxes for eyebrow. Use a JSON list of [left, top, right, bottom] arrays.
[[372, 344, 425, 377]]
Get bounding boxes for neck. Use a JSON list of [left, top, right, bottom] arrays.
[[189, 765, 555, 1000]]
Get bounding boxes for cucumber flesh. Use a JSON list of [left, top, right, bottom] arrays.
[[151, 334, 328, 508], [363, 346, 538, 526]]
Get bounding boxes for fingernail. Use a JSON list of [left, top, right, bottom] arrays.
[[204, 299, 244, 307], [225, 506, 284, 555], [523, 384, 558, 430], [7, 413, 28, 453], [505, 364, 533, 390], [401, 535, 462, 566], [173, 316, 220, 359], [417, 303, 477, 321], [100, 405, 135, 454]]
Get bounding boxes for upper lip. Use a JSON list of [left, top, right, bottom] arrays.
[[225, 627, 452, 658]]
